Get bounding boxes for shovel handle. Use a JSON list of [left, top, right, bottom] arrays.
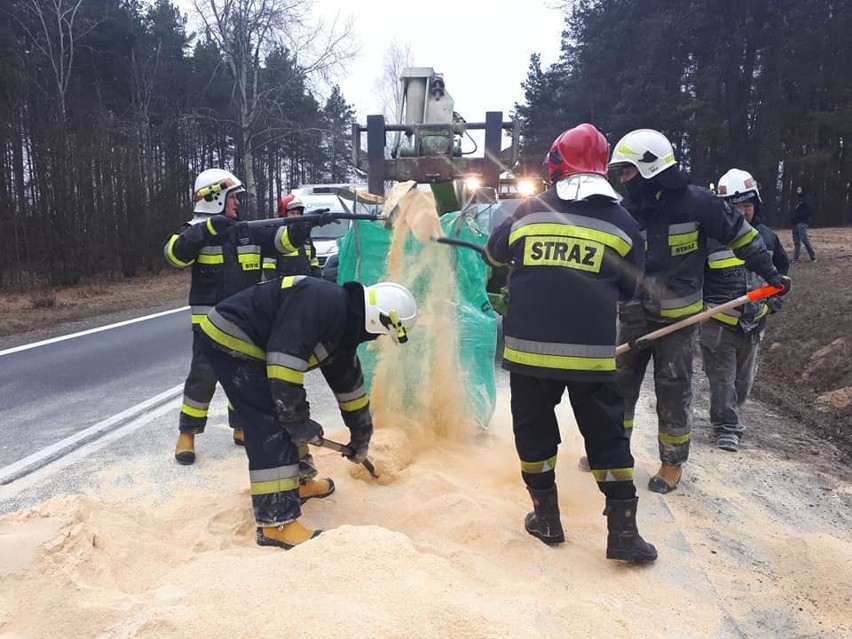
[[313, 437, 379, 479], [433, 236, 488, 257]]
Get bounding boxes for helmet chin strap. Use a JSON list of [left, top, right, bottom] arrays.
[[380, 310, 408, 344]]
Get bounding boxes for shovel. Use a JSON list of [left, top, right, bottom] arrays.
[[616, 284, 784, 355], [313, 436, 379, 479], [243, 209, 387, 229]]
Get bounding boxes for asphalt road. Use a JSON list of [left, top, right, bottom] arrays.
[[0, 308, 344, 491]]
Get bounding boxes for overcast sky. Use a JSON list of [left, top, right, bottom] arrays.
[[315, 0, 566, 123]]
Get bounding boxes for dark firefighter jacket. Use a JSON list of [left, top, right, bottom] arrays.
[[704, 216, 790, 332], [623, 182, 778, 323], [486, 188, 645, 382], [262, 237, 321, 279], [199, 275, 371, 432], [163, 215, 280, 326]]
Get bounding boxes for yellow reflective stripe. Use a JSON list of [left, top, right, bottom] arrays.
[[592, 467, 634, 482], [250, 476, 300, 495], [712, 312, 740, 326], [277, 228, 298, 253], [520, 454, 558, 474], [504, 346, 615, 372], [281, 276, 297, 289], [181, 404, 207, 418], [623, 419, 634, 430], [310, 258, 320, 267], [668, 230, 698, 246], [262, 259, 277, 270], [206, 217, 218, 236], [727, 226, 758, 250], [199, 316, 265, 359], [659, 299, 704, 319], [709, 256, 744, 269], [754, 304, 769, 320], [237, 253, 261, 269], [339, 395, 369, 412], [197, 253, 224, 264], [266, 364, 304, 385], [659, 432, 691, 445], [508, 223, 631, 257], [298, 443, 309, 457], [165, 235, 194, 267], [191, 314, 206, 325]]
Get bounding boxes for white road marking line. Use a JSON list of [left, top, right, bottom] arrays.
[[0, 306, 189, 357], [0, 384, 183, 485]]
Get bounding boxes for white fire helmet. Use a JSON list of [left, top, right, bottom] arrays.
[[193, 169, 246, 214], [717, 168, 762, 204], [608, 129, 676, 179], [363, 282, 418, 344]]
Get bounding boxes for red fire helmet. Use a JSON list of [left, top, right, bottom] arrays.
[[543, 123, 609, 183]]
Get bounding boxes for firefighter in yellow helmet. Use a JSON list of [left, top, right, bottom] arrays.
[[198, 277, 417, 548]]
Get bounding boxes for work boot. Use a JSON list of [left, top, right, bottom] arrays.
[[299, 477, 336, 504], [577, 456, 591, 472], [524, 485, 565, 545], [174, 432, 196, 465], [256, 520, 322, 550], [715, 433, 739, 452], [648, 463, 682, 494], [604, 498, 657, 563], [233, 428, 245, 446]]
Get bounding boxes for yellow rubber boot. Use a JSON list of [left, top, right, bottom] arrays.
[[175, 432, 196, 465], [256, 521, 322, 549], [648, 463, 682, 494], [299, 478, 336, 504], [233, 428, 245, 446]]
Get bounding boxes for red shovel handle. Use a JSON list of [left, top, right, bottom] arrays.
[[747, 284, 784, 301]]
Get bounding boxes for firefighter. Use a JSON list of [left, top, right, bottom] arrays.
[[701, 169, 790, 452], [164, 168, 288, 465], [261, 195, 322, 279], [198, 276, 417, 549], [485, 124, 656, 563], [607, 130, 791, 493]]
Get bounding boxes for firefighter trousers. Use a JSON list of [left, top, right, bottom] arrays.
[[617, 307, 697, 466], [510, 372, 636, 501], [699, 321, 763, 440], [201, 338, 301, 526], [178, 330, 242, 434]]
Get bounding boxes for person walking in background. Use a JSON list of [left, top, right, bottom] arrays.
[[790, 185, 817, 262], [701, 169, 790, 452], [486, 124, 656, 563], [199, 275, 417, 549], [606, 130, 790, 494]]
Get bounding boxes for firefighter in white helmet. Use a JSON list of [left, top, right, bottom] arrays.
[[164, 168, 283, 465], [198, 276, 416, 549], [606, 130, 791, 493], [701, 168, 789, 452]]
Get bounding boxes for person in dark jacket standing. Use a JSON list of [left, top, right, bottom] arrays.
[[199, 276, 417, 549], [486, 124, 656, 563], [607, 130, 791, 494], [701, 169, 790, 452], [261, 195, 322, 279], [790, 185, 817, 262]]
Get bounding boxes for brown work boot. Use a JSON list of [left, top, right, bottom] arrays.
[[233, 428, 245, 446], [256, 520, 322, 549], [174, 432, 196, 465], [648, 463, 682, 494], [299, 477, 336, 504]]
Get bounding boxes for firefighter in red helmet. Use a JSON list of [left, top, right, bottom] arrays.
[[485, 124, 656, 562]]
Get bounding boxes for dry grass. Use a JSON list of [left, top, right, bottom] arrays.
[[0, 271, 189, 338]]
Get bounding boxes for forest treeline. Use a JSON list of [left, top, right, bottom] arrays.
[[515, 0, 852, 230], [1, 0, 849, 288], [0, 0, 356, 286]]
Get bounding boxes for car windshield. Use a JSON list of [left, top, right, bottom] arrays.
[[465, 199, 524, 233], [310, 200, 382, 240]]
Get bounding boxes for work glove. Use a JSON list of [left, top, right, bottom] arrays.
[[205, 214, 236, 237], [282, 418, 324, 446], [766, 273, 792, 297], [307, 208, 337, 227], [345, 421, 373, 464]]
